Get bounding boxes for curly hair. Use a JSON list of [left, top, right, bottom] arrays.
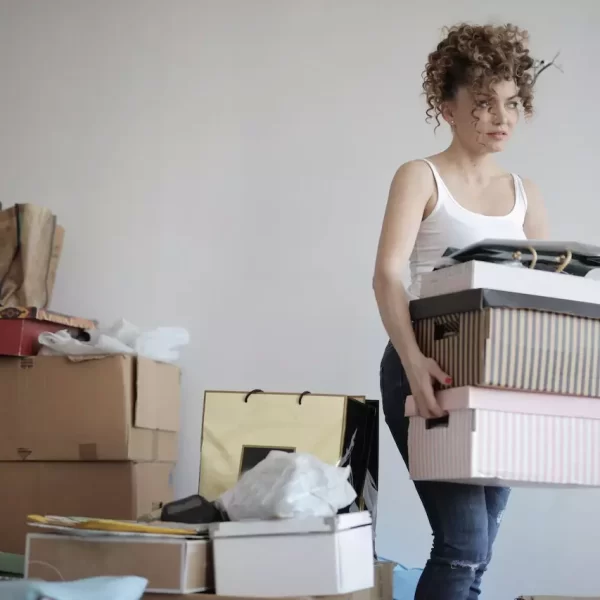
[[423, 23, 535, 127]]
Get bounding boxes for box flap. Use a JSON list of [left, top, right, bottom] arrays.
[[405, 386, 600, 420], [410, 288, 600, 322], [134, 358, 180, 432], [210, 511, 371, 539]]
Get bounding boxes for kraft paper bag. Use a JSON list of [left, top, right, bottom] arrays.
[[0, 204, 64, 308], [199, 390, 373, 503]]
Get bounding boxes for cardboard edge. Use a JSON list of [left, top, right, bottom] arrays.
[[179, 540, 187, 594], [23, 534, 32, 579]]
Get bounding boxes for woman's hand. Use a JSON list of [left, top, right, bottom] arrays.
[[405, 352, 451, 418]]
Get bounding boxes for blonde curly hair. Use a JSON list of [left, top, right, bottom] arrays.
[[423, 23, 535, 127]]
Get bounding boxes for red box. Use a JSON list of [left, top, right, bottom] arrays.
[[0, 307, 94, 356]]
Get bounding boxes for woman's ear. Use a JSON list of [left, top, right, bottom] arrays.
[[441, 102, 455, 126]]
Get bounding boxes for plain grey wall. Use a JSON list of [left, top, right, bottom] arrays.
[[1, 1, 599, 597]]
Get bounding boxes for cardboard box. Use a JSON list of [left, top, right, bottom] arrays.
[[26, 533, 212, 593], [411, 289, 600, 397], [419, 260, 600, 303], [0, 306, 94, 357], [210, 512, 374, 597], [0, 355, 179, 461], [0, 461, 174, 554], [199, 390, 372, 503], [407, 387, 600, 487]]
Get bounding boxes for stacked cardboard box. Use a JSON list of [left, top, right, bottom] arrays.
[[0, 354, 180, 564], [406, 261, 600, 486]]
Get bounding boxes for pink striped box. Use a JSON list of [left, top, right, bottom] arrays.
[[405, 387, 600, 487]]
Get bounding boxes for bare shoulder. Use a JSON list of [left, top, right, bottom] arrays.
[[521, 177, 543, 200], [520, 177, 550, 239], [389, 160, 435, 198]]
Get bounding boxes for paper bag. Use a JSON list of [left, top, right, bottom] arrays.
[[0, 204, 64, 308], [199, 390, 372, 503]]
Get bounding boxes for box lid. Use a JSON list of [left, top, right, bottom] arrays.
[[210, 511, 371, 539], [405, 386, 600, 420], [410, 288, 600, 321], [0, 306, 95, 328]]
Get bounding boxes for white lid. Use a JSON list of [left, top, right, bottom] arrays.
[[210, 511, 371, 539]]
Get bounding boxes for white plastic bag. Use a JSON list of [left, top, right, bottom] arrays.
[[38, 318, 189, 364], [218, 451, 357, 520]]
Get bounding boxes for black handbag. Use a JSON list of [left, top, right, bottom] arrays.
[[440, 239, 600, 277]]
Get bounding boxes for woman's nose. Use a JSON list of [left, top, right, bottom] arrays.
[[493, 107, 509, 125]]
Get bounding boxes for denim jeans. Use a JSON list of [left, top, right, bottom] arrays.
[[380, 341, 510, 600]]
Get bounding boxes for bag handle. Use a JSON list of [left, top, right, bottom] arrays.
[[243, 389, 312, 405]]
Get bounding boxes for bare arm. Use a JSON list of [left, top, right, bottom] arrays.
[[373, 161, 431, 363], [523, 178, 550, 240], [373, 161, 449, 417]]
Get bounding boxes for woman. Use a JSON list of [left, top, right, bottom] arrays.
[[373, 24, 549, 599]]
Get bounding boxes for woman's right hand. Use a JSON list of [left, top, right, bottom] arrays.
[[404, 352, 452, 418]]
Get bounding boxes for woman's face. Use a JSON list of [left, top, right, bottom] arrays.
[[444, 79, 521, 153]]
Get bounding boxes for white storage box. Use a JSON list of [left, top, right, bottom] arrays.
[[210, 512, 374, 597], [419, 260, 600, 303], [25, 533, 212, 593], [406, 387, 600, 487]]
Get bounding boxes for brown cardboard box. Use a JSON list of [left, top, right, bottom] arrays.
[[372, 560, 394, 600], [411, 289, 600, 397], [0, 461, 174, 554], [0, 355, 180, 461], [26, 533, 212, 593]]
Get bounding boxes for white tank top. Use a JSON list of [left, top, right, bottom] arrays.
[[408, 159, 528, 298]]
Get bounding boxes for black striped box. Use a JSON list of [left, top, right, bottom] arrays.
[[410, 289, 600, 397]]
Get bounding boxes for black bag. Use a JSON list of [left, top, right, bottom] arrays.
[[440, 239, 600, 277]]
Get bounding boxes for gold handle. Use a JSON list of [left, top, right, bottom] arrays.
[[512, 247, 538, 269], [556, 250, 572, 273], [526, 246, 538, 269]]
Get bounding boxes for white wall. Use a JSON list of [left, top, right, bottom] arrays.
[[1, 1, 599, 597]]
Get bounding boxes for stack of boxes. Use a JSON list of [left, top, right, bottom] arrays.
[[0, 352, 181, 570], [24, 512, 385, 599], [405, 259, 600, 486], [19, 387, 384, 599]]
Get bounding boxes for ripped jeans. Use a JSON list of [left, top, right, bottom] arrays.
[[380, 341, 510, 600]]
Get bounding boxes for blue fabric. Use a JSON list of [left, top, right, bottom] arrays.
[[392, 563, 423, 600], [0, 576, 147, 600]]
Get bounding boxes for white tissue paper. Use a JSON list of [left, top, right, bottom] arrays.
[[218, 451, 357, 520], [38, 318, 189, 364]]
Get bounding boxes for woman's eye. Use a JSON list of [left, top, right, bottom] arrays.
[[507, 101, 519, 109], [475, 100, 489, 108]]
